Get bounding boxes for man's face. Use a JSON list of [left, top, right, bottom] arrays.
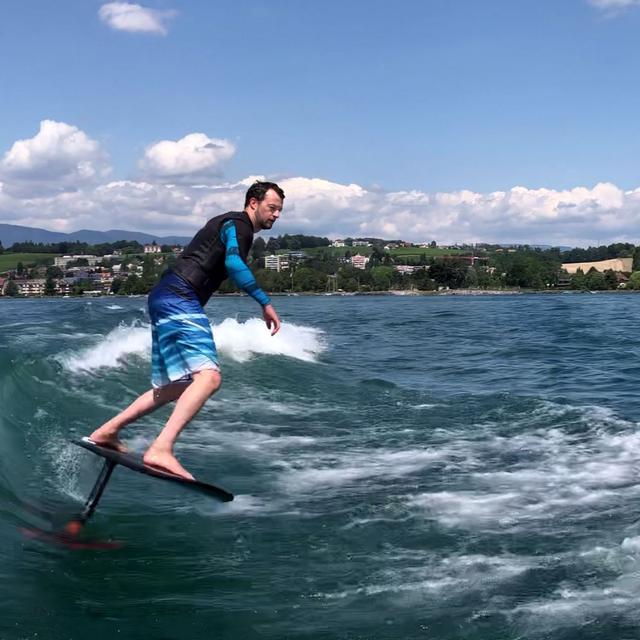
[[252, 189, 283, 231]]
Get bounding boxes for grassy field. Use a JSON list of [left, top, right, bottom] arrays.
[[0, 253, 59, 272]]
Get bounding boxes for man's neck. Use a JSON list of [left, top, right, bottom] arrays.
[[244, 207, 258, 232]]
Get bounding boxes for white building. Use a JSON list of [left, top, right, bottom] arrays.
[[352, 240, 371, 247], [144, 243, 161, 254], [331, 239, 345, 248], [394, 265, 425, 275], [15, 279, 47, 296], [264, 254, 290, 272], [54, 255, 101, 268], [351, 254, 369, 270]]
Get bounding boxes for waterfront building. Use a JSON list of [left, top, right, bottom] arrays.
[[57, 280, 72, 295], [91, 272, 113, 287], [15, 279, 46, 296], [264, 254, 290, 272]]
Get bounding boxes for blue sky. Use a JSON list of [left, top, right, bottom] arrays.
[[1, 0, 640, 245]]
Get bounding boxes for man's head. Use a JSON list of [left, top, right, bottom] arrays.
[[244, 181, 285, 232]]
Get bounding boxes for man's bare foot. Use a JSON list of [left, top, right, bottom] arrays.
[[88, 428, 128, 453], [143, 446, 194, 480]]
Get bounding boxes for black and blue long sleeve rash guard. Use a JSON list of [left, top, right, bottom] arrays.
[[170, 211, 271, 307]]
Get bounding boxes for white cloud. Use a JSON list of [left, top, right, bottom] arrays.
[[2, 123, 640, 246], [268, 179, 637, 246], [0, 120, 110, 197], [140, 133, 236, 181], [589, 0, 640, 9], [167, 178, 640, 245], [1, 173, 639, 246], [99, 2, 177, 35]]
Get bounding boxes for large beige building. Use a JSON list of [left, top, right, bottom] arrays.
[[264, 254, 290, 272], [54, 254, 102, 268], [561, 257, 633, 274]]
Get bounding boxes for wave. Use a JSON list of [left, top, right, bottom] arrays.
[[214, 317, 325, 363], [406, 402, 640, 533], [314, 550, 534, 602], [56, 322, 150, 373], [510, 535, 640, 630], [56, 317, 326, 374], [278, 448, 444, 492]]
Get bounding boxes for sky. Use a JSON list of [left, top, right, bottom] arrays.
[[2, 0, 640, 246]]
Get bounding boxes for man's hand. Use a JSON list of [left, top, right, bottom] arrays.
[[263, 304, 281, 336]]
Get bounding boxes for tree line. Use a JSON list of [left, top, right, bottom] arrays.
[[2, 239, 152, 256], [4, 236, 640, 296]]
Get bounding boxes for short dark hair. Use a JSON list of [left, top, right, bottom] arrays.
[[244, 181, 285, 208]]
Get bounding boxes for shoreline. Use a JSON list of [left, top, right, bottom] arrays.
[[2, 288, 639, 300]]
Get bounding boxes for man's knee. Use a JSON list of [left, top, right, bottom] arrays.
[[195, 368, 222, 396]]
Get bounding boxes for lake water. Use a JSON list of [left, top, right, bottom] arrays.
[[2, 293, 640, 639]]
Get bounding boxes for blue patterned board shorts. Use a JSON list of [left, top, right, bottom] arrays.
[[148, 271, 220, 389]]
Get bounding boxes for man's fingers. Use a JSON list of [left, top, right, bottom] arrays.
[[263, 305, 280, 335]]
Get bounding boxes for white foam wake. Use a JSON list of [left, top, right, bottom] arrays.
[[214, 317, 325, 363], [279, 448, 443, 491], [57, 323, 150, 373], [58, 317, 325, 373]]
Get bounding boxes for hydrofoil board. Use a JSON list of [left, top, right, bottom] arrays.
[[73, 437, 233, 502]]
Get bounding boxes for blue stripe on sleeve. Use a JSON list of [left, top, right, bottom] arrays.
[[220, 220, 271, 306]]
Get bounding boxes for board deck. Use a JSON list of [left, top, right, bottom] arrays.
[[73, 438, 234, 502]]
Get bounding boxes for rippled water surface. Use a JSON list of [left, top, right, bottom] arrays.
[[3, 293, 640, 639]]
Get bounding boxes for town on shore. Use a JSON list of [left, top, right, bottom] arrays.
[[1, 233, 639, 298]]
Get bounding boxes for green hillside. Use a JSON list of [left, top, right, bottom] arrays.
[[0, 253, 59, 272]]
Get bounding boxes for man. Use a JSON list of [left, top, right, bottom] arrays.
[[89, 181, 284, 479]]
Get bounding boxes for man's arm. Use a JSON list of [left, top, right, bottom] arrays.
[[220, 220, 281, 334]]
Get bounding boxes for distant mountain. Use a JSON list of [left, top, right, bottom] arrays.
[[526, 244, 574, 252], [496, 243, 574, 252], [0, 223, 191, 247]]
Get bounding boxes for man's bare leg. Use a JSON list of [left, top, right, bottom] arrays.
[[143, 369, 222, 480], [89, 382, 190, 452]]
